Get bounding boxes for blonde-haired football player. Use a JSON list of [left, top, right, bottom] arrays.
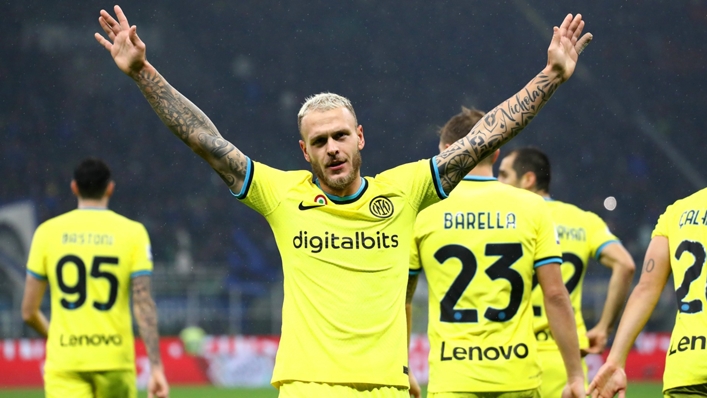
[[22, 158, 168, 398], [95, 5, 592, 396]]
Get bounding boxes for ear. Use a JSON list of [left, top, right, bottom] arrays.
[[491, 149, 501, 164], [357, 125, 365, 150], [105, 181, 116, 198], [520, 172, 537, 190], [299, 140, 311, 163], [70, 180, 79, 197]]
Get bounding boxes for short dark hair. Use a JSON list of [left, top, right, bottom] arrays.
[[439, 106, 485, 146], [508, 147, 551, 192], [73, 158, 111, 199]]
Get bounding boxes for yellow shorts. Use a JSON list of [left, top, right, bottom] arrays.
[[664, 382, 707, 397], [536, 349, 588, 398], [427, 389, 540, 398], [278, 381, 409, 398], [44, 369, 136, 398]]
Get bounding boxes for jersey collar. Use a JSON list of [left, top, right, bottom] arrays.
[[462, 176, 497, 182], [314, 177, 369, 204]]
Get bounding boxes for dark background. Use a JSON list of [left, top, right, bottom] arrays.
[[2, 0, 706, 333]]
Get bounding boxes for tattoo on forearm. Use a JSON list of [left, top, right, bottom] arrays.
[[199, 135, 235, 159], [436, 72, 561, 193], [136, 69, 247, 189], [132, 276, 162, 368], [644, 259, 655, 273]]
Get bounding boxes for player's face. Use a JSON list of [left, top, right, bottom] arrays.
[[299, 107, 365, 195], [498, 153, 521, 187]]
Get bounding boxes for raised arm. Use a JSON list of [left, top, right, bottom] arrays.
[[583, 243, 636, 355], [588, 237, 671, 398], [436, 14, 592, 194], [94, 5, 248, 193], [536, 263, 585, 398], [132, 275, 169, 398]]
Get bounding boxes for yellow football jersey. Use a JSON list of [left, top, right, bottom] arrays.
[[531, 199, 619, 351], [26, 208, 153, 372], [411, 177, 562, 393], [235, 158, 445, 388], [652, 188, 707, 392]]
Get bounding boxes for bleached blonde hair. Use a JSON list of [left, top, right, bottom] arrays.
[[297, 92, 358, 133]]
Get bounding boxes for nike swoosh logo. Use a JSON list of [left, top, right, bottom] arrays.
[[298, 202, 325, 210]]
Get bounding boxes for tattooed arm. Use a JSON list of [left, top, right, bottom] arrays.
[[588, 236, 670, 398], [436, 14, 593, 194], [132, 275, 170, 398], [95, 5, 247, 192]]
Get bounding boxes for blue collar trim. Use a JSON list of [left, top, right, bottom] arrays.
[[462, 176, 497, 182], [315, 177, 368, 203]]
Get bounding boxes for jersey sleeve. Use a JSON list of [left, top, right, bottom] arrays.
[[26, 224, 49, 280], [409, 220, 423, 276], [130, 223, 154, 278], [378, 159, 446, 214], [651, 205, 672, 238], [232, 159, 300, 216], [533, 201, 563, 268], [586, 212, 621, 260]]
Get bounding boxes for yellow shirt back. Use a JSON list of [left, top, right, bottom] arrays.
[[652, 188, 707, 391], [531, 200, 619, 351], [411, 177, 562, 393], [26, 209, 153, 372], [236, 158, 445, 388]]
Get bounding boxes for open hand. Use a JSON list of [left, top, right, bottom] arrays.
[[588, 361, 627, 398], [94, 5, 146, 77], [546, 13, 593, 82]]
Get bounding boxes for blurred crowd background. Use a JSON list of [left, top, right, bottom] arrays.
[[1, 0, 706, 337]]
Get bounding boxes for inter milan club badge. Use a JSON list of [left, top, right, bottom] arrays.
[[314, 194, 328, 205], [369, 196, 394, 219]]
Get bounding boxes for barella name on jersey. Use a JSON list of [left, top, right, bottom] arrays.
[[678, 209, 707, 228], [443, 212, 517, 230], [668, 334, 706, 356], [292, 230, 399, 253], [60, 333, 123, 347], [440, 341, 529, 361]]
